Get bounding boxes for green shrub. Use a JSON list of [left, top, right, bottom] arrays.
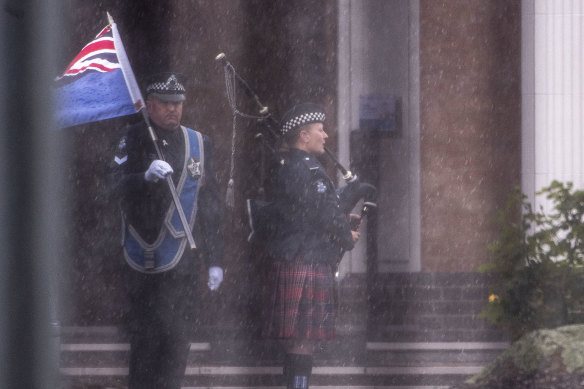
[[480, 181, 584, 341]]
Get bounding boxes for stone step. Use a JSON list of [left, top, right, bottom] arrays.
[[60, 342, 213, 366], [59, 363, 484, 388], [367, 322, 505, 342], [64, 385, 455, 389], [370, 300, 487, 316], [58, 327, 507, 388], [367, 325, 507, 342], [366, 342, 507, 365], [60, 328, 507, 365], [60, 348, 502, 368]]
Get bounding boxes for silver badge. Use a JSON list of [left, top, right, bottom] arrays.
[[316, 180, 327, 193], [187, 157, 201, 179]]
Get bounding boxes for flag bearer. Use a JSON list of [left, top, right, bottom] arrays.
[[111, 72, 224, 389]]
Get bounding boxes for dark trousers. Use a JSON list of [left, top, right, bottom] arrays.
[[125, 269, 197, 389]]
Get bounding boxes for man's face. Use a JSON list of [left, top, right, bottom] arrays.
[[147, 96, 183, 130], [301, 122, 328, 155]]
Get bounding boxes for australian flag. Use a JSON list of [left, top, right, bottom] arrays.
[[54, 17, 144, 128]]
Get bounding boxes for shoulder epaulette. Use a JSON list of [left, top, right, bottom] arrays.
[[300, 155, 320, 171], [114, 135, 128, 165]]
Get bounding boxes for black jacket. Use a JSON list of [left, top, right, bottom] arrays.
[[266, 148, 354, 264], [110, 121, 223, 271]]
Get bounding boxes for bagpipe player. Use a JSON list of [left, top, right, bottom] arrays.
[[259, 103, 362, 389]]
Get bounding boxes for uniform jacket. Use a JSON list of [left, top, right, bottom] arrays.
[[266, 148, 354, 264], [111, 121, 223, 273]]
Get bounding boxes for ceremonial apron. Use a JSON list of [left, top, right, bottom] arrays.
[[123, 126, 204, 273]]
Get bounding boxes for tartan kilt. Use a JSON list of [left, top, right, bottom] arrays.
[[262, 258, 336, 340]]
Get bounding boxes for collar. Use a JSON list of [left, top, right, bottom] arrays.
[[288, 147, 312, 159], [153, 123, 182, 140]]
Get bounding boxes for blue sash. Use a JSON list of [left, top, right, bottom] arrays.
[[123, 127, 204, 273]]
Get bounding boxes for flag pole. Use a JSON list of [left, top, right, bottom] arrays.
[[108, 13, 196, 249], [142, 112, 197, 250]]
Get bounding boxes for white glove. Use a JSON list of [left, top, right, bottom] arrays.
[[208, 266, 224, 291], [145, 160, 174, 182]]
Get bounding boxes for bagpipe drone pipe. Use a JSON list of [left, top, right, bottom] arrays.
[[215, 53, 377, 243]]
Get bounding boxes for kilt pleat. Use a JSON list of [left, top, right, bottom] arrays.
[[262, 259, 336, 340]]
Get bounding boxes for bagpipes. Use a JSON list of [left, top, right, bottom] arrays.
[[215, 53, 377, 242]]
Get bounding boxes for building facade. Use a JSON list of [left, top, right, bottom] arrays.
[[63, 0, 526, 341]]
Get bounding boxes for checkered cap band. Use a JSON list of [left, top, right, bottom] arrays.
[[280, 111, 326, 135], [146, 74, 186, 95]]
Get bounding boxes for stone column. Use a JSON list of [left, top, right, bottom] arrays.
[[420, 0, 521, 271]]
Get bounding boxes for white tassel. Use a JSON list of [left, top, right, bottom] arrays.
[[225, 178, 235, 209]]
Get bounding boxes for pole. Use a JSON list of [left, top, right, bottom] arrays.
[[140, 109, 197, 249], [108, 12, 196, 249]]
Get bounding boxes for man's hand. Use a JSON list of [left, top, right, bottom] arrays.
[[145, 160, 174, 182], [349, 213, 362, 231], [208, 266, 224, 291], [351, 230, 360, 244]]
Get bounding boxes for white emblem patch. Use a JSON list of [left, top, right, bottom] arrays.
[[316, 180, 327, 193]]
